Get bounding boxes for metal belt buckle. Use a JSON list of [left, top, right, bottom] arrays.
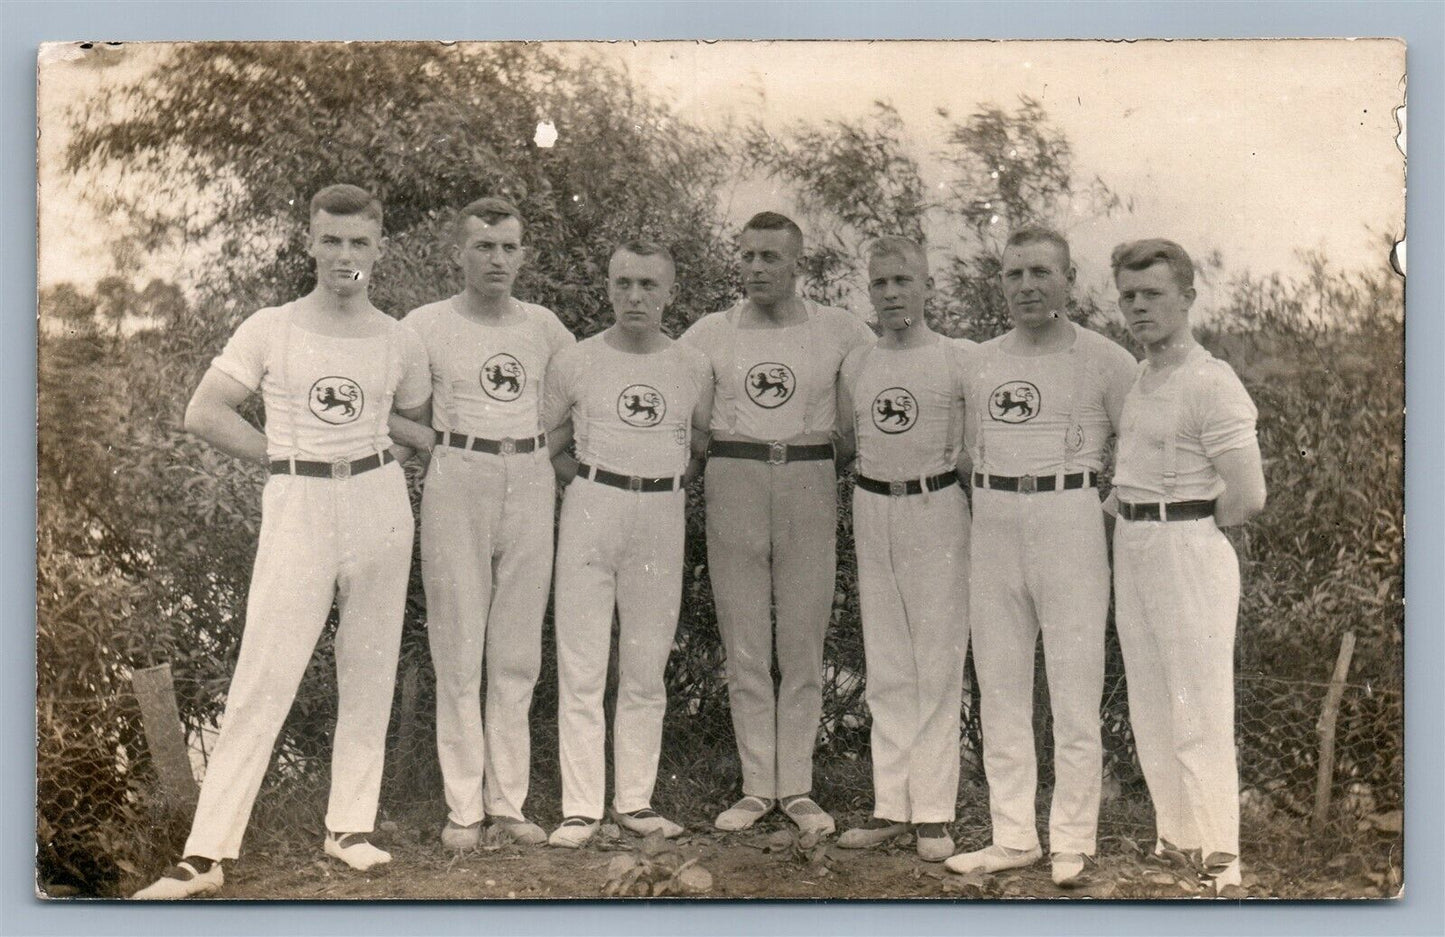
[[888, 480, 906, 498], [1018, 475, 1037, 494], [330, 457, 352, 480], [768, 441, 787, 465], [628, 475, 643, 492], [499, 437, 516, 456]]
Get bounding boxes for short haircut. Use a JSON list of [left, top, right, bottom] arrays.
[[611, 239, 676, 278], [1110, 239, 1195, 291], [742, 211, 804, 251], [455, 196, 525, 241], [1004, 224, 1071, 269], [309, 184, 383, 227], [866, 235, 929, 276]]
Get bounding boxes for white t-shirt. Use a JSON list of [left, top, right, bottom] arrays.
[[681, 300, 874, 439], [542, 334, 712, 478], [403, 296, 574, 439], [1112, 346, 1259, 503], [841, 336, 977, 480], [211, 303, 431, 461], [965, 323, 1137, 476]]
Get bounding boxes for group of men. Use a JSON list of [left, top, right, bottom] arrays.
[[135, 183, 1265, 899]]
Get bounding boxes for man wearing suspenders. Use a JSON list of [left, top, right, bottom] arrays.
[[1107, 239, 1266, 894], [834, 237, 977, 861], [681, 213, 874, 836], [392, 198, 574, 850], [541, 241, 713, 848], [135, 185, 432, 898], [946, 227, 1136, 886]]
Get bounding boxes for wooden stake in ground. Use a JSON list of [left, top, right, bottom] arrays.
[[131, 663, 199, 813], [1313, 630, 1357, 830]]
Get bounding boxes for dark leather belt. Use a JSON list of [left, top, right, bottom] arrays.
[[972, 470, 1097, 494], [856, 471, 960, 497], [1119, 499, 1217, 522], [576, 462, 682, 493], [436, 430, 546, 455], [269, 451, 395, 480], [708, 439, 834, 465]]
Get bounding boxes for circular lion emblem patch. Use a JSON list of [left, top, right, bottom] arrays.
[[871, 387, 917, 434], [744, 362, 796, 409], [617, 384, 666, 427], [309, 376, 364, 425], [480, 353, 525, 402], [988, 381, 1041, 424]]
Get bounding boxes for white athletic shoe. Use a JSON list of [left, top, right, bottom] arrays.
[[441, 819, 481, 850], [837, 817, 911, 850], [324, 832, 392, 871], [612, 808, 684, 838], [490, 815, 548, 846], [914, 823, 956, 863], [714, 796, 774, 832], [780, 795, 836, 837], [1051, 852, 1088, 886], [131, 860, 223, 899], [1204, 854, 1242, 894], [944, 843, 1043, 875], [548, 817, 600, 848]]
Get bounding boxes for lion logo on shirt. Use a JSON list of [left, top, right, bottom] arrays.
[[989, 381, 1040, 423], [745, 362, 796, 409], [309, 376, 364, 425], [617, 384, 666, 427], [480, 353, 525, 402], [871, 387, 916, 434]]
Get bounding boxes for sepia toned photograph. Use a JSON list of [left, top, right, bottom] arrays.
[[36, 38, 1405, 901]]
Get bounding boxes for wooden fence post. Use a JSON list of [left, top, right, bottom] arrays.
[[131, 663, 199, 813], [1313, 631, 1357, 830]]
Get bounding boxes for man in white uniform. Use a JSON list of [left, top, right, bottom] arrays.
[[946, 226, 1136, 887], [682, 212, 873, 836], [542, 241, 713, 848], [134, 185, 432, 898], [392, 197, 574, 850], [1107, 239, 1266, 894], [834, 237, 976, 861]]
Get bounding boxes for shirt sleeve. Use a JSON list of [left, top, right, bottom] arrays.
[[949, 339, 977, 402], [690, 347, 714, 399], [210, 307, 277, 392], [678, 313, 716, 357], [838, 344, 867, 401], [1097, 336, 1140, 425], [1192, 361, 1259, 459], [838, 308, 877, 357], [541, 345, 579, 431], [541, 305, 577, 355], [393, 323, 433, 410]]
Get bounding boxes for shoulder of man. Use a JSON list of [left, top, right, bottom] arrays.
[[400, 298, 451, 335], [679, 308, 730, 343], [838, 338, 876, 383]]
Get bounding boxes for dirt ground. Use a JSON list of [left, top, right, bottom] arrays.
[[198, 809, 1402, 902]]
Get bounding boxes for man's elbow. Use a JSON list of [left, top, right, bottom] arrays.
[[182, 397, 208, 438]]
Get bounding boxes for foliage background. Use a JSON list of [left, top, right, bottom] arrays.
[[37, 43, 1403, 896]]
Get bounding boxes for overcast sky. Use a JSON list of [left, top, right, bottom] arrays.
[[39, 39, 1404, 315]]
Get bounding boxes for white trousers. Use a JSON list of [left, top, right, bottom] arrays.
[[1114, 516, 1240, 862], [704, 458, 837, 800], [969, 486, 1108, 856], [554, 478, 685, 819], [422, 447, 554, 826], [185, 463, 413, 860], [853, 484, 970, 823]]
